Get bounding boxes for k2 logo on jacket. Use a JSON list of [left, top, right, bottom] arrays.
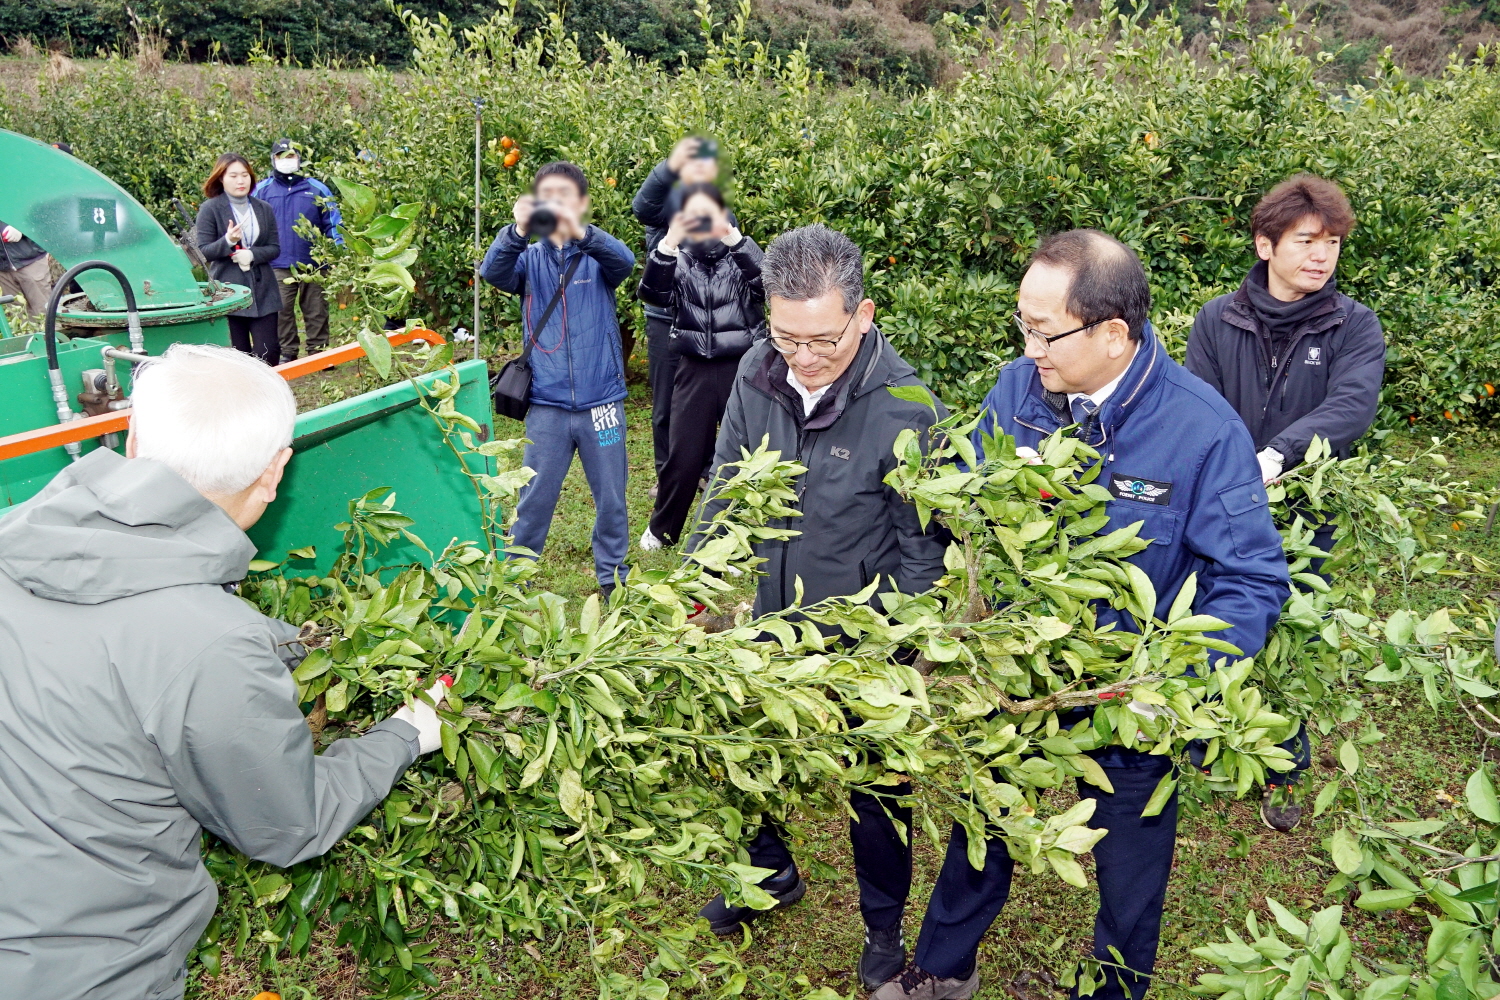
[[1305, 346, 1322, 365], [1109, 474, 1173, 506], [829, 445, 851, 461], [591, 403, 622, 447]]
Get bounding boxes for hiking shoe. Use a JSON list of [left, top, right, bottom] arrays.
[[1261, 786, 1303, 833], [858, 922, 906, 989], [698, 864, 805, 936], [639, 527, 663, 552], [871, 963, 980, 999]]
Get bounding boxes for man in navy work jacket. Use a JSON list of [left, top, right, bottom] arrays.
[[875, 230, 1289, 1000], [252, 138, 343, 361], [482, 161, 636, 595]]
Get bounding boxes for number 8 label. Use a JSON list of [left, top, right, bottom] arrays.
[[93, 207, 107, 225]]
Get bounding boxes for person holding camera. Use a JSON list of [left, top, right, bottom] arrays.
[[632, 137, 735, 484], [481, 162, 636, 596], [636, 183, 764, 550]]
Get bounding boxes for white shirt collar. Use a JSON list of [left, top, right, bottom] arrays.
[[786, 367, 832, 418], [1066, 343, 1138, 409]]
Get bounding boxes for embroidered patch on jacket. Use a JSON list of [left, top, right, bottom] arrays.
[[1109, 474, 1174, 505], [829, 445, 851, 460], [1304, 346, 1321, 365]]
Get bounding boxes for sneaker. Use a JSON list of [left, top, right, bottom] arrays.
[[1260, 786, 1303, 833], [872, 963, 980, 999], [859, 923, 907, 989], [698, 864, 806, 936], [639, 527, 663, 552]]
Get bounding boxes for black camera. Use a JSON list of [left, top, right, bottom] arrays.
[[687, 215, 713, 235], [528, 202, 558, 240], [694, 137, 719, 160]]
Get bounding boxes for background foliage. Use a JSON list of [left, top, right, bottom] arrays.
[[6, 0, 1500, 430]]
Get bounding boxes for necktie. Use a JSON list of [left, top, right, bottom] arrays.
[[1070, 395, 1098, 435]]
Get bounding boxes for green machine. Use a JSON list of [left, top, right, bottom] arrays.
[[0, 130, 496, 572]]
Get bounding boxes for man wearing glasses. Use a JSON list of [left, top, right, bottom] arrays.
[[876, 230, 1288, 1000], [685, 223, 949, 988]]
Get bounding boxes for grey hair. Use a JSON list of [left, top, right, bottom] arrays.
[[761, 223, 865, 314]]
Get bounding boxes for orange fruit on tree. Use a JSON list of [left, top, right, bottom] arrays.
[[1143, 131, 1160, 149], [606, 177, 617, 187], [1444, 410, 1456, 421], [1453, 521, 1464, 531], [500, 136, 514, 149], [503, 149, 521, 169], [888, 256, 896, 264], [1486, 383, 1496, 396]]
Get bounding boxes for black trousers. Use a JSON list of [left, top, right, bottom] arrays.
[[747, 785, 914, 931], [228, 313, 281, 366], [648, 354, 740, 544], [912, 751, 1177, 1000], [646, 316, 677, 477]]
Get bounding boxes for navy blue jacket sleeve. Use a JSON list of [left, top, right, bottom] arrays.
[[632, 160, 677, 229], [1267, 308, 1385, 464], [578, 225, 635, 289], [1184, 310, 1225, 396], [1181, 417, 1290, 660], [480, 224, 529, 294]]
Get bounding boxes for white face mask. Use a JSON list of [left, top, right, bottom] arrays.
[[274, 156, 300, 174]]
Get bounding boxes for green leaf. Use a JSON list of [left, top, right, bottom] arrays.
[[886, 384, 935, 408], [328, 175, 377, 227], [1329, 825, 1363, 875], [1354, 888, 1416, 911], [1338, 740, 1361, 775], [356, 326, 393, 378], [440, 721, 458, 765], [1265, 898, 1308, 937], [1465, 767, 1500, 823], [1166, 572, 1197, 623], [248, 559, 281, 572], [1451, 879, 1498, 903], [1140, 772, 1176, 817], [1435, 968, 1473, 1000], [466, 737, 499, 785]]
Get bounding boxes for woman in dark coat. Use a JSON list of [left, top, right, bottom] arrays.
[[637, 183, 765, 548], [194, 153, 282, 364]]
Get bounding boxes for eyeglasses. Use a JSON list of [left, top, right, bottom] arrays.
[[1012, 312, 1113, 347], [769, 311, 856, 358]]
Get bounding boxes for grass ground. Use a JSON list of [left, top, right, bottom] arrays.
[[196, 358, 1500, 1000]]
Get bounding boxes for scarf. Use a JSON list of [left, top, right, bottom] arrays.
[[1243, 260, 1336, 360]]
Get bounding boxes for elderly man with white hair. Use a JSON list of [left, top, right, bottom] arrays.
[[0, 345, 446, 999]]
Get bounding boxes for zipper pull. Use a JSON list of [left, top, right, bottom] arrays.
[[1271, 355, 1278, 370]]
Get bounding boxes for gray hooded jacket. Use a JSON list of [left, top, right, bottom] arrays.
[[0, 449, 418, 999]]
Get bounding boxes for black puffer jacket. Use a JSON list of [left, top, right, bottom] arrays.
[[637, 234, 766, 360]]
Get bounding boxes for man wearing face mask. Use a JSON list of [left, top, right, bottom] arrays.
[[876, 230, 1288, 1000], [253, 138, 344, 361]]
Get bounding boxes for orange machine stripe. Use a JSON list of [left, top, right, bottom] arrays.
[[0, 329, 448, 462]]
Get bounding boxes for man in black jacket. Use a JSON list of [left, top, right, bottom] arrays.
[[1185, 175, 1385, 482], [633, 136, 734, 480], [1185, 175, 1383, 832], [684, 223, 949, 989]]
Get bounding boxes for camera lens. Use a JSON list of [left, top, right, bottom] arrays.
[[529, 204, 557, 240]]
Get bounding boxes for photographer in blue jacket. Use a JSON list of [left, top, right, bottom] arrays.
[[481, 161, 636, 595], [876, 230, 1289, 1000]]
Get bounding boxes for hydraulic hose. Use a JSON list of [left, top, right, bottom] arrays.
[[43, 260, 143, 461]]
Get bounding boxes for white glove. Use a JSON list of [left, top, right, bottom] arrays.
[[721, 226, 743, 247], [1014, 446, 1044, 465], [231, 248, 254, 270], [390, 677, 452, 755], [1, 225, 20, 243], [1257, 447, 1284, 484]]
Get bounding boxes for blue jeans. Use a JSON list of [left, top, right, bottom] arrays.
[[511, 401, 629, 589]]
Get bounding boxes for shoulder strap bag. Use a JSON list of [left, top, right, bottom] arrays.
[[491, 251, 584, 421]]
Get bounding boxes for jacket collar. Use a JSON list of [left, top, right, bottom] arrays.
[[1224, 262, 1348, 338], [1018, 325, 1165, 446]]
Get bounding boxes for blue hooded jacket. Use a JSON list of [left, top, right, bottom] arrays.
[[972, 329, 1289, 662], [252, 172, 343, 270], [481, 224, 636, 412]]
